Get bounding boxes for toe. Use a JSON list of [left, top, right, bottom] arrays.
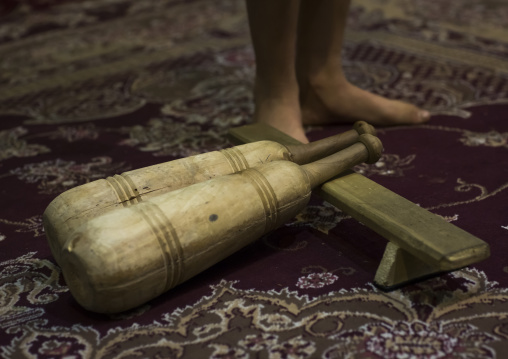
[[417, 110, 431, 123]]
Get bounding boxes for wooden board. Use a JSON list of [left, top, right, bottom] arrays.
[[319, 172, 489, 271], [229, 123, 490, 288]]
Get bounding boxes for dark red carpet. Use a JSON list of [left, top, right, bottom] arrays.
[[1, 0, 507, 357]]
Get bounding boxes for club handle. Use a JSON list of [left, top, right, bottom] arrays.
[[302, 134, 383, 189], [287, 121, 376, 164]]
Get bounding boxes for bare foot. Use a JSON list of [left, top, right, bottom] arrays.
[[253, 83, 309, 143], [254, 103, 309, 143], [300, 75, 430, 126]]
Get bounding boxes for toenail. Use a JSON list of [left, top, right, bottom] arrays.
[[419, 110, 431, 122]]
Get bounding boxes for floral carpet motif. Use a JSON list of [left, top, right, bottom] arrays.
[[2, 269, 507, 358], [1, 0, 507, 357]]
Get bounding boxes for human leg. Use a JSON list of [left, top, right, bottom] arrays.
[[245, 0, 309, 142], [296, 0, 430, 126]]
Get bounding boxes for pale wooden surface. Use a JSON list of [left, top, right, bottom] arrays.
[[60, 140, 375, 313], [44, 140, 293, 264], [61, 162, 311, 313], [45, 124, 372, 265], [229, 123, 490, 288]]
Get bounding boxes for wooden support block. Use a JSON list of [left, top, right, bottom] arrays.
[[373, 242, 445, 290], [229, 123, 490, 289]]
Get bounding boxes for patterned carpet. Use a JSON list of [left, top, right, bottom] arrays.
[[1, 0, 508, 357]]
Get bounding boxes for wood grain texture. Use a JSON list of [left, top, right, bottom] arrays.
[[61, 163, 312, 313], [44, 141, 293, 264], [229, 123, 490, 286], [45, 123, 372, 265], [60, 139, 377, 313]]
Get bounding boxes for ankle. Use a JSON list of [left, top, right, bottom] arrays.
[[303, 70, 351, 98], [254, 78, 299, 105], [298, 57, 346, 85]]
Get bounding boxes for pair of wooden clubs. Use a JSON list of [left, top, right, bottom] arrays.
[[43, 122, 381, 313]]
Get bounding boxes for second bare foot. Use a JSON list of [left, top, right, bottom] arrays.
[[300, 76, 430, 127]]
